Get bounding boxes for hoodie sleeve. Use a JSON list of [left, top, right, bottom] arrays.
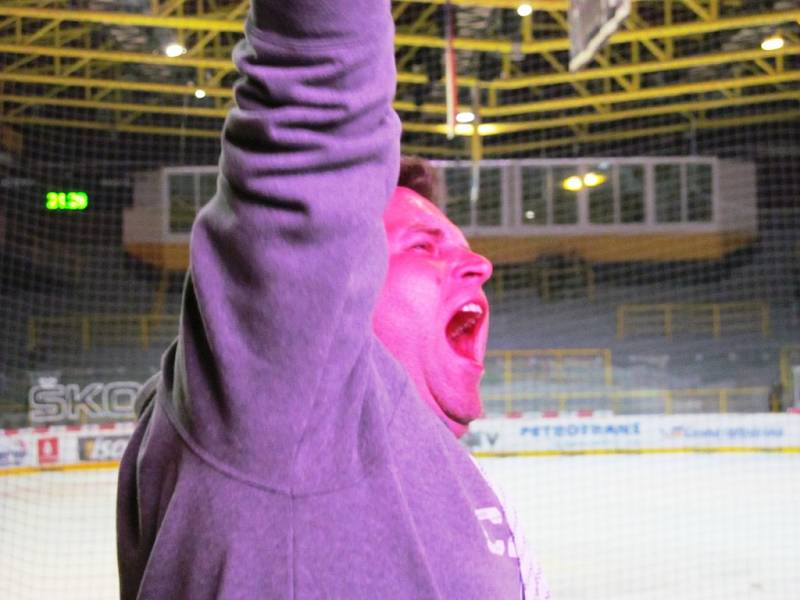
[[165, 0, 401, 491]]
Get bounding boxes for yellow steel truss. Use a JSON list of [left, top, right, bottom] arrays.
[[0, 0, 797, 155]]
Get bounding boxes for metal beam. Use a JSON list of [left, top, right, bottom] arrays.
[[0, 6, 243, 33], [0, 43, 428, 85], [0, 115, 221, 138], [1, 0, 797, 157], [485, 45, 800, 90], [401, 90, 800, 135], [401, 0, 568, 8], [539, 50, 605, 115], [4, 41, 799, 94], [396, 3, 439, 72], [2, 6, 799, 56], [0, 43, 231, 71], [4, 109, 796, 159], [482, 110, 800, 156], [392, 2, 412, 21], [381, 8, 777, 50], [187, 0, 248, 57], [0, 72, 235, 99], [5, 89, 795, 141], [0, 93, 227, 118], [4, 67, 798, 120], [156, 0, 186, 18], [0, 113, 461, 157], [681, 0, 711, 21], [480, 71, 800, 118]]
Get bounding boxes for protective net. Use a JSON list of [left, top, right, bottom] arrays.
[[1, 1, 800, 598]]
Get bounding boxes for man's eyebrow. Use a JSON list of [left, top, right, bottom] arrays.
[[402, 225, 470, 250], [404, 226, 445, 239]]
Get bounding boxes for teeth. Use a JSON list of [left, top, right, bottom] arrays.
[[448, 302, 485, 343], [460, 303, 483, 315]]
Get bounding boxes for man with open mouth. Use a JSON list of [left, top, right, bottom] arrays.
[[117, 1, 549, 598], [374, 159, 492, 439], [376, 157, 551, 599]]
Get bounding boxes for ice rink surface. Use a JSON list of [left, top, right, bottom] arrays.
[[1, 453, 798, 599]]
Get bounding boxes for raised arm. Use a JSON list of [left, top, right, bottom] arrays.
[[168, 0, 401, 490]]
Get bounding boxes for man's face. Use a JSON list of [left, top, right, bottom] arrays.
[[374, 187, 493, 437]]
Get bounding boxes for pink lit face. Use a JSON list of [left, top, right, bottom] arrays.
[[374, 187, 493, 437]]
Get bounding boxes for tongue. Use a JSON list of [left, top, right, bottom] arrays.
[[446, 312, 478, 360]]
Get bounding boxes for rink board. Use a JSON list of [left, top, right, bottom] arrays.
[[0, 422, 134, 473], [466, 413, 800, 456], [2, 414, 800, 474]]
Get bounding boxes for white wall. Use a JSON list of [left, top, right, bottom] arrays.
[[718, 160, 758, 233]]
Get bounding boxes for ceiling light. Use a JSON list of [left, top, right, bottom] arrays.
[[517, 3, 533, 17], [451, 123, 500, 136], [477, 123, 499, 136], [194, 89, 207, 99], [456, 111, 476, 124], [562, 176, 583, 192], [525, 210, 535, 220], [164, 43, 187, 58], [761, 34, 784, 51], [583, 172, 607, 187]]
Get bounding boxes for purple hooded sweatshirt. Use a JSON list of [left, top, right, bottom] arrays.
[[116, 1, 523, 597]]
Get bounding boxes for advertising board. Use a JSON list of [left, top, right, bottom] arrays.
[[466, 414, 800, 455], [0, 422, 135, 472], [0, 437, 26, 467], [78, 435, 131, 462], [1, 416, 798, 473], [37, 437, 60, 465], [28, 381, 140, 424]]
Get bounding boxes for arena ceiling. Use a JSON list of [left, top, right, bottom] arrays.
[[0, 0, 799, 158]]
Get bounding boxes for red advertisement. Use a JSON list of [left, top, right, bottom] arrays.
[[37, 437, 60, 465]]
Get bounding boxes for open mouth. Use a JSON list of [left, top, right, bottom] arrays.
[[445, 301, 487, 362]]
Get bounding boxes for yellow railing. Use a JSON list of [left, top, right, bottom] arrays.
[[617, 301, 770, 340], [482, 386, 772, 415], [485, 348, 613, 387], [539, 264, 596, 302], [27, 313, 179, 352]]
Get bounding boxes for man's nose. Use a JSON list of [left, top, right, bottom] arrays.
[[453, 250, 493, 286]]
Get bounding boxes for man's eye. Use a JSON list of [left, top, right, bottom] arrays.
[[410, 242, 434, 253]]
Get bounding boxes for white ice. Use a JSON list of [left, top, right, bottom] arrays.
[[1, 453, 798, 599]]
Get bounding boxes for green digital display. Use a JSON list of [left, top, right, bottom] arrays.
[[46, 191, 89, 211]]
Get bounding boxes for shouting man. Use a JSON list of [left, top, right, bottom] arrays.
[[117, 1, 548, 598]]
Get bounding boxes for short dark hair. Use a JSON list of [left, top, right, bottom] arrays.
[[398, 156, 442, 204]]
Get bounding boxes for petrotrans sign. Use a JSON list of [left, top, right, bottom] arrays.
[[466, 414, 799, 455]]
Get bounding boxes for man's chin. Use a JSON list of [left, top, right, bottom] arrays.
[[429, 365, 483, 437], [439, 394, 483, 438], [444, 417, 470, 438]]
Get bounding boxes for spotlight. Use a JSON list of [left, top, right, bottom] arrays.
[[525, 210, 535, 220], [583, 172, 607, 187], [517, 3, 533, 17], [562, 175, 583, 192], [194, 89, 207, 99], [456, 111, 476, 124], [164, 42, 187, 58], [452, 123, 500, 136], [761, 34, 784, 51]]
